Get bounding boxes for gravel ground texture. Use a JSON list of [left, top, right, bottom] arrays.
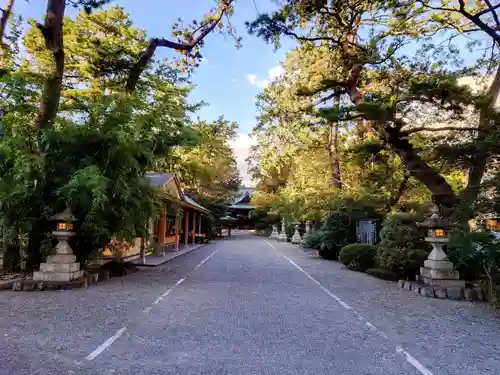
[[0, 235, 499, 375]]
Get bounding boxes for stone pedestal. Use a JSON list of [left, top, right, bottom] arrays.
[[33, 231, 83, 282], [277, 220, 287, 242], [269, 224, 279, 239], [291, 224, 302, 244], [419, 236, 465, 288], [301, 220, 311, 247]]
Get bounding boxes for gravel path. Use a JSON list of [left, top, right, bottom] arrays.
[[0, 236, 499, 375]]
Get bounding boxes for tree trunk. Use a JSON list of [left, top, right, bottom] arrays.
[[342, 58, 457, 217], [0, 0, 14, 47], [35, 0, 65, 131], [384, 127, 456, 217], [387, 172, 410, 211], [327, 112, 342, 189], [26, 219, 46, 271]]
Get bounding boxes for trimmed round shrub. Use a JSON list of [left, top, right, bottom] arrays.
[[339, 243, 377, 271], [318, 209, 351, 260], [302, 230, 323, 250], [377, 213, 430, 278], [365, 268, 399, 281]]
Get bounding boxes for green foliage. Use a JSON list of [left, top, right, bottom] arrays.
[[318, 208, 352, 260], [447, 227, 500, 282], [365, 268, 399, 281], [0, 7, 241, 269], [302, 230, 323, 250], [339, 243, 377, 272], [377, 213, 430, 278], [246, 0, 500, 221], [166, 116, 241, 200], [447, 227, 500, 305], [3, 244, 21, 272]]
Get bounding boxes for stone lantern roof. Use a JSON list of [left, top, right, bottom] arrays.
[[49, 208, 77, 222], [420, 207, 451, 229]]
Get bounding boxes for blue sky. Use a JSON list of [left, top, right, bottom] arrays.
[[14, 0, 294, 184]]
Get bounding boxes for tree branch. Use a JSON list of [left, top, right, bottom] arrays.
[[0, 0, 14, 48], [296, 79, 347, 97], [402, 126, 480, 135], [126, 0, 233, 92], [313, 90, 346, 106], [477, 0, 500, 25], [458, 0, 500, 45], [388, 172, 410, 209]]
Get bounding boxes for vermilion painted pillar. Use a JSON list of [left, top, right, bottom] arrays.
[[198, 213, 202, 234], [175, 214, 180, 251], [158, 205, 166, 255], [192, 211, 196, 243], [184, 210, 189, 246]]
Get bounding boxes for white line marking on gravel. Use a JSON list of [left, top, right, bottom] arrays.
[[266, 240, 433, 375], [153, 296, 163, 304], [83, 247, 220, 362], [84, 327, 127, 361], [396, 346, 434, 375]]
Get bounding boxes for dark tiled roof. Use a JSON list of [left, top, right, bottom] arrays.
[[144, 172, 175, 187], [144, 172, 211, 213], [183, 195, 211, 213], [231, 187, 254, 204]]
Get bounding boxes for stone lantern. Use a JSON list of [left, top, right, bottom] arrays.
[[300, 220, 312, 247], [269, 224, 279, 239], [419, 207, 464, 288], [291, 222, 302, 244], [33, 208, 84, 283], [277, 218, 287, 242]]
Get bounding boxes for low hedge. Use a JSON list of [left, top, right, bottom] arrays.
[[339, 243, 377, 271], [365, 268, 399, 281]]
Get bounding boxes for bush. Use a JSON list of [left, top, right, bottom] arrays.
[[447, 228, 500, 282], [3, 244, 21, 271], [318, 208, 352, 260], [377, 213, 430, 278], [302, 230, 323, 250], [365, 268, 399, 281], [258, 227, 272, 237], [339, 243, 377, 271], [255, 222, 269, 232], [101, 260, 138, 277]]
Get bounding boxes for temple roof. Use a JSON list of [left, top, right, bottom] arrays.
[[144, 172, 210, 213]]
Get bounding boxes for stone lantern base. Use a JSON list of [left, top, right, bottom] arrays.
[[277, 232, 287, 242], [291, 224, 302, 244], [419, 263, 465, 288], [418, 236, 465, 288], [33, 253, 84, 282], [33, 231, 84, 283], [269, 225, 279, 239]]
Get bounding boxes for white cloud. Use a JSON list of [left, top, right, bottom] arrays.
[[246, 74, 269, 88], [228, 133, 256, 187], [246, 64, 285, 88]]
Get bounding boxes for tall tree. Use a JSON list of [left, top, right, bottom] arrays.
[[247, 0, 500, 218], [28, 0, 235, 131], [0, 6, 222, 267], [165, 116, 241, 199]]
